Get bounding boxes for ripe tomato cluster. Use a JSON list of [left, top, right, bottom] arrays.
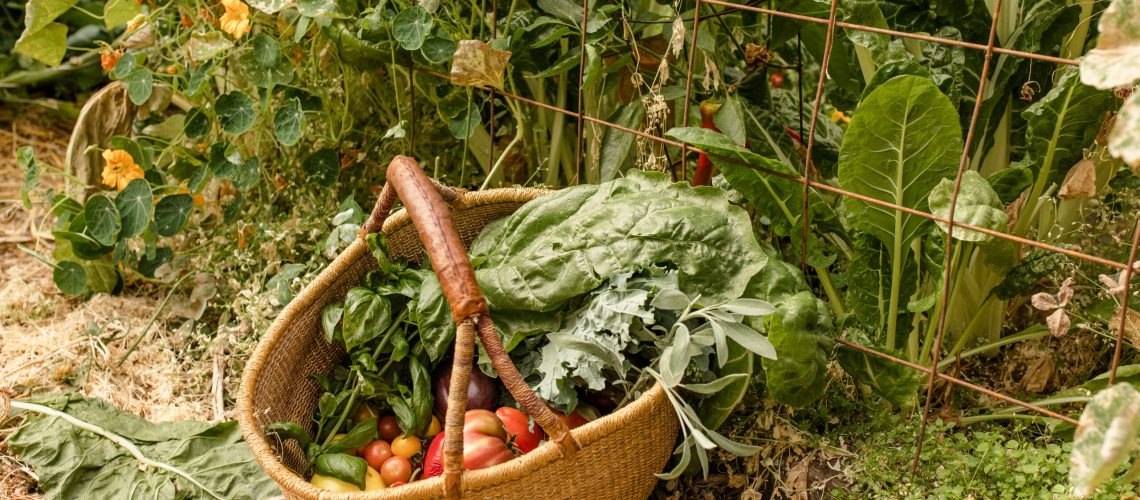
[[309, 403, 588, 493]]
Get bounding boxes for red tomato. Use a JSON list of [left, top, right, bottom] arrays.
[[378, 416, 402, 442], [361, 440, 394, 470], [380, 456, 412, 485], [555, 410, 588, 430], [769, 72, 785, 88], [422, 410, 516, 478], [389, 481, 406, 487], [495, 407, 544, 453]]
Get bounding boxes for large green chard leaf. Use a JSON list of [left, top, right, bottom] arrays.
[[1070, 383, 1140, 497], [1021, 66, 1115, 196], [469, 170, 766, 311], [847, 234, 916, 339], [1109, 94, 1140, 168], [838, 75, 961, 349], [1078, 0, 1140, 90], [927, 170, 1009, 242], [7, 393, 279, 499]]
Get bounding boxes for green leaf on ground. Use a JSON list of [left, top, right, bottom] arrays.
[[52, 261, 87, 296]]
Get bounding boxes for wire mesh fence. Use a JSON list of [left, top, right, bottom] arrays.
[[410, 0, 1135, 476]]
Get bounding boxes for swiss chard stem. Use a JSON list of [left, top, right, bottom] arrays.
[[886, 235, 905, 351], [938, 324, 1050, 371]]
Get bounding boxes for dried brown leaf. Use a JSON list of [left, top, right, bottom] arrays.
[[1059, 158, 1098, 199], [1031, 292, 1059, 311], [1047, 308, 1071, 337], [1021, 354, 1056, 392], [450, 40, 511, 89]]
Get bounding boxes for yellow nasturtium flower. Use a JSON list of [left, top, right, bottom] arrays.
[[830, 109, 851, 125], [219, 0, 252, 40], [101, 149, 145, 191]]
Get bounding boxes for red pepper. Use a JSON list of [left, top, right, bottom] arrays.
[[693, 100, 722, 186], [422, 409, 516, 478]]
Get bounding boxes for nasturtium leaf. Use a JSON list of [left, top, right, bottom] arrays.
[[184, 108, 211, 139], [450, 40, 511, 88], [447, 105, 481, 139], [136, 247, 172, 278], [303, 148, 340, 186], [103, 0, 141, 28], [1078, 0, 1140, 90], [341, 287, 393, 350], [115, 179, 153, 239], [154, 194, 194, 236], [274, 98, 304, 146], [233, 157, 260, 191], [927, 170, 1008, 242], [124, 68, 153, 105], [53, 261, 87, 296], [392, 6, 434, 51], [184, 31, 232, 62], [208, 142, 239, 178], [251, 33, 281, 68], [83, 195, 121, 247], [1070, 383, 1140, 497], [216, 91, 257, 135], [297, 0, 335, 17], [15, 22, 69, 66], [421, 36, 457, 64]]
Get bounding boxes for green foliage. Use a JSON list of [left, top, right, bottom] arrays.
[[8, 394, 279, 499]]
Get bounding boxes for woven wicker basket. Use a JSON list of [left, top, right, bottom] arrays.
[[238, 157, 679, 499]]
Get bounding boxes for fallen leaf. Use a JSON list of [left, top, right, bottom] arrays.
[[1047, 308, 1071, 337], [1022, 353, 1056, 392], [450, 40, 511, 89]]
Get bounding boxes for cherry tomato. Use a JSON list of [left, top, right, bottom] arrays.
[[426, 416, 442, 437], [365, 466, 386, 490], [361, 440, 394, 470], [352, 403, 377, 424], [378, 415, 402, 441], [495, 407, 544, 453], [380, 456, 412, 485], [769, 71, 785, 89], [389, 481, 407, 487], [391, 435, 422, 458], [311, 474, 360, 493]]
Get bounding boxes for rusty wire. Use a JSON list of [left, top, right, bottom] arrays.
[[420, 0, 1131, 474], [913, 0, 1004, 473]]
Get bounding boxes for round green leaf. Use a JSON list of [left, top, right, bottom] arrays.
[[421, 36, 457, 64], [233, 157, 260, 191], [208, 142, 238, 178], [251, 33, 281, 68], [216, 91, 257, 135], [53, 260, 87, 296], [274, 98, 304, 146], [448, 105, 481, 139], [83, 195, 121, 246], [303, 148, 340, 186], [115, 179, 153, 239], [154, 194, 194, 236], [392, 6, 433, 51], [184, 108, 211, 139], [125, 68, 154, 105]]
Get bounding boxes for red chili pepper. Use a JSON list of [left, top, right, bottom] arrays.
[[693, 100, 722, 186]]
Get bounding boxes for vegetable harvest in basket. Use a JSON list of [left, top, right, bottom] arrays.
[[266, 171, 833, 491]]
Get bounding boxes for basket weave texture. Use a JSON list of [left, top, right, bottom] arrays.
[[237, 187, 680, 499]]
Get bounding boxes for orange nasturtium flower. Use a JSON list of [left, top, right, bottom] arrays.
[[219, 0, 252, 40], [100, 48, 123, 71], [101, 149, 145, 191]]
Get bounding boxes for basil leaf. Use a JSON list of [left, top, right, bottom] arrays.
[[314, 453, 367, 490]]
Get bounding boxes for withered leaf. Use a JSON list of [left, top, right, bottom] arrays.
[[450, 40, 511, 89]]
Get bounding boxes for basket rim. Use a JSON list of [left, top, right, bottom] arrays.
[[236, 186, 677, 498]]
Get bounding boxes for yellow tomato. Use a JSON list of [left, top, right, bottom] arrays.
[[391, 435, 422, 458], [310, 473, 361, 493], [426, 416, 442, 437], [365, 466, 386, 490]]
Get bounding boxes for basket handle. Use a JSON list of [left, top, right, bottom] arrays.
[[360, 156, 580, 498]]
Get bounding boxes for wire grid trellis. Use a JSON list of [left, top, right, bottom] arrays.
[[408, 0, 1140, 475]]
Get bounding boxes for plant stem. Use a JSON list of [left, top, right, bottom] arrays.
[[814, 266, 845, 317], [117, 274, 191, 368], [955, 412, 1060, 427], [480, 132, 523, 190], [8, 400, 225, 500], [886, 237, 904, 352], [938, 324, 1050, 371], [320, 380, 360, 449]]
